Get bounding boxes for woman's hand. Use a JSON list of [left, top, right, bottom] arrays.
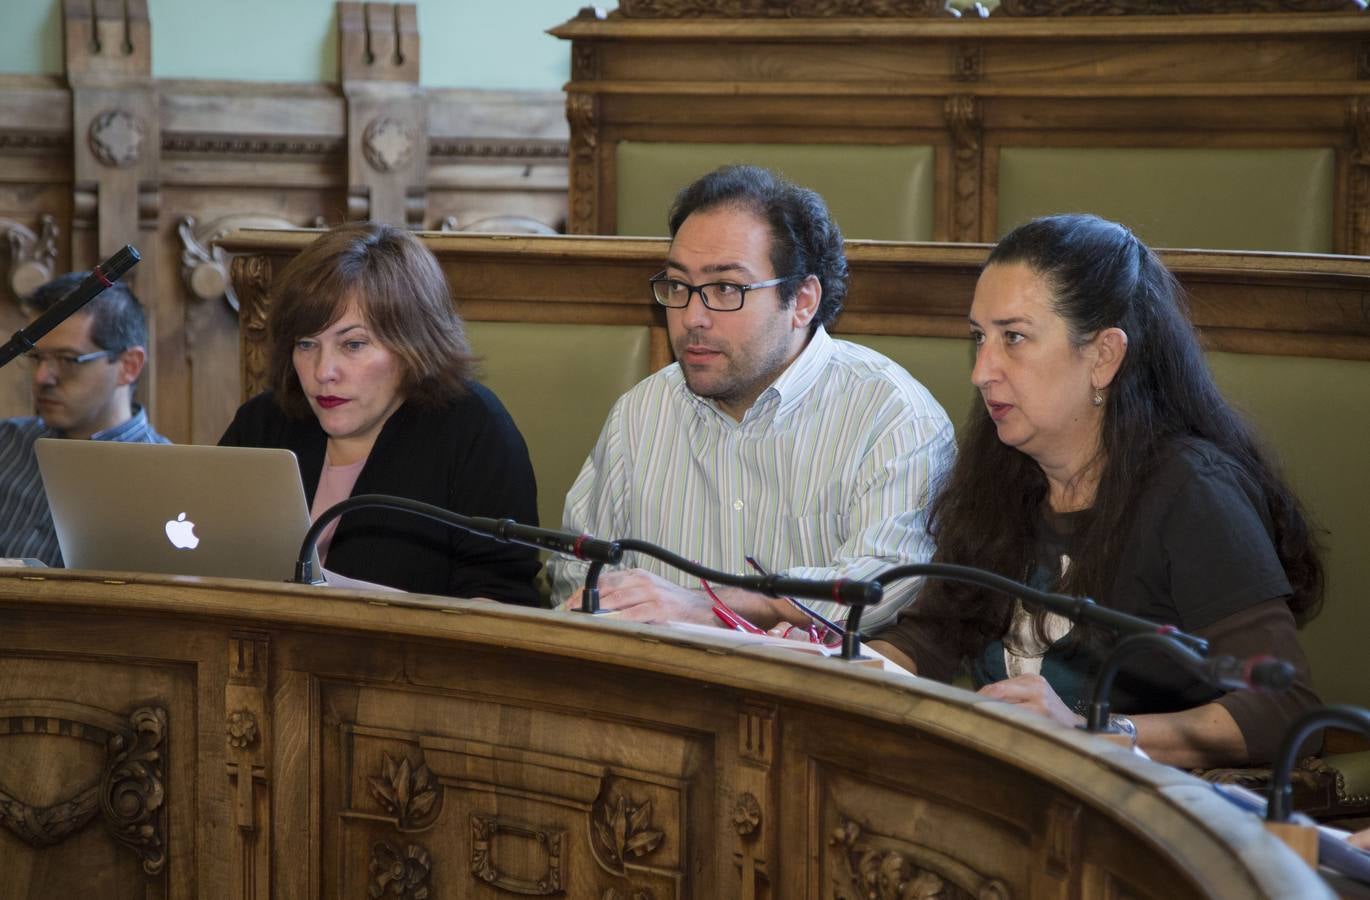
[[978, 674, 1085, 729]]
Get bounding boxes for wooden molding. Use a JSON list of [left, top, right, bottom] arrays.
[[998, 0, 1362, 13], [618, 0, 954, 15]]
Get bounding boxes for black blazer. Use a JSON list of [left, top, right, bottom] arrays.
[[220, 386, 541, 605]]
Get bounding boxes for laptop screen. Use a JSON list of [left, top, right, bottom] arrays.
[[36, 439, 317, 582]]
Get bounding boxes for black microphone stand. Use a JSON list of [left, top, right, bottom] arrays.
[[1082, 632, 1296, 737], [1267, 705, 1370, 824], [0, 245, 141, 368], [873, 561, 1211, 652], [294, 494, 622, 584], [579, 537, 883, 661]]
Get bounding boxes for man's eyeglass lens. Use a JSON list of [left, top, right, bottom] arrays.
[[24, 350, 118, 375]]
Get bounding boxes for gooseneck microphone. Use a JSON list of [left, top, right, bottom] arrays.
[[0, 245, 142, 369], [293, 494, 622, 584], [1084, 631, 1296, 735], [874, 562, 1210, 654]]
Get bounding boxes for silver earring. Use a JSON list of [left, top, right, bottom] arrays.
[[1091, 389, 1104, 407]]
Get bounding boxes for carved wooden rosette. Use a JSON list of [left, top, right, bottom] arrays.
[[618, 0, 951, 15], [0, 214, 60, 304], [944, 95, 984, 243], [0, 701, 168, 874], [1349, 98, 1370, 256], [997, 0, 1360, 13], [230, 254, 275, 401], [369, 840, 432, 899], [829, 815, 1011, 900], [567, 92, 602, 235]]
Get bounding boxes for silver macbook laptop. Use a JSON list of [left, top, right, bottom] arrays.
[[36, 439, 317, 582]]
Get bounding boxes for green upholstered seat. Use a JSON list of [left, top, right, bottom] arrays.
[[997, 148, 1336, 253], [465, 322, 652, 532], [615, 142, 936, 241]]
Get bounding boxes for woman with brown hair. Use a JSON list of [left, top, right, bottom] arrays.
[[870, 214, 1322, 768], [220, 222, 540, 604]]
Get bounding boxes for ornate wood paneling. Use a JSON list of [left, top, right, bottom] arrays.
[[0, 3, 569, 444], [553, 7, 1370, 248], [0, 569, 1336, 898]]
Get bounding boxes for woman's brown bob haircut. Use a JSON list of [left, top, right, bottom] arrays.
[[267, 222, 475, 419]]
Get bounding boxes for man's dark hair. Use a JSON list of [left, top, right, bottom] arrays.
[[667, 165, 848, 331], [25, 270, 149, 352]]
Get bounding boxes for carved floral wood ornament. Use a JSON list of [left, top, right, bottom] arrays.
[[0, 702, 168, 875], [830, 816, 1010, 900], [369, 840, 432, 899], [368, 752, 442, 830], [590, 782, 666, 875]]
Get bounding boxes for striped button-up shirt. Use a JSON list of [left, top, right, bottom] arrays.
[[548, 327, 955, 632], [0, 407, 169, 565]]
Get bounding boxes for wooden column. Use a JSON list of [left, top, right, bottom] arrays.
[[63, 0, 161, 411], [339, 2, 426, 226]]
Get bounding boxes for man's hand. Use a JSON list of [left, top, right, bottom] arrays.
[[565, 568, 716, 626], [977, 674, 1085, 729]]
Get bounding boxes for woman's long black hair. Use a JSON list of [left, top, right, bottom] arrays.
[[910, 214, 1323, 657]]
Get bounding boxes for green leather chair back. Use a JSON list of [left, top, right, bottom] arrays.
[[997, 148, 1336, 252], [466, 322, 653, 531], [616, 142, 936, 241], [1208, 351, 1370, 709]]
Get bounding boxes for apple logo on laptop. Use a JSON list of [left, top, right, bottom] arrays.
[[165, 512, 200, 550]]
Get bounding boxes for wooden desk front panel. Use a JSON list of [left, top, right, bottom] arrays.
[[0, 572, 1329, 899]]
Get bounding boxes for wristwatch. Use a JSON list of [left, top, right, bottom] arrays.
[[1108, 713, 1139, 747]]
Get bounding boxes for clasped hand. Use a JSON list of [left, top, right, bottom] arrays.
[[977, 674, 1085, 729]]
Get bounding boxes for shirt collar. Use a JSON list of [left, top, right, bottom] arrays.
[[768, 325, 834, 418], [89, 405, 150, 441]]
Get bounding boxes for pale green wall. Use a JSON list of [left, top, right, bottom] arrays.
[[0, 0, 585, 90]]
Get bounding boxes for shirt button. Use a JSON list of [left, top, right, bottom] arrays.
[[733, 499, 744, 511]]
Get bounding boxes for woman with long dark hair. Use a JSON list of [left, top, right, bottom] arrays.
[[870, 214, 1322, 767]]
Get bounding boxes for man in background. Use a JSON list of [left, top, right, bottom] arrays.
[[0, 272, 169, 565]]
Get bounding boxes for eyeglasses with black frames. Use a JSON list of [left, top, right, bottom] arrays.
[[649, 271, 800, 312], [23, 349, 122, 378]]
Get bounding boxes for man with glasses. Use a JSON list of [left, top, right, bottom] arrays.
[[548, 165, 954, 635], [0, 271, 169, 565]]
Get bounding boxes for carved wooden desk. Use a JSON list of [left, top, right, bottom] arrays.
[[0, 570, 1331, 899]]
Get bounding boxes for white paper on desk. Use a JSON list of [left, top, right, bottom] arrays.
[[320, 567, 402, 593], [667, 621, 911, 673]]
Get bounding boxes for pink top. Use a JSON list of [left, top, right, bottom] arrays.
[[311, 456, 366, 565]]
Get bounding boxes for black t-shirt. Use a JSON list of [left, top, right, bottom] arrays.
[[882, 438, 1297, 713]]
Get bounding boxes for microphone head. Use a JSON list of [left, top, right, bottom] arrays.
[[1245, 656, 1297, 692]]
